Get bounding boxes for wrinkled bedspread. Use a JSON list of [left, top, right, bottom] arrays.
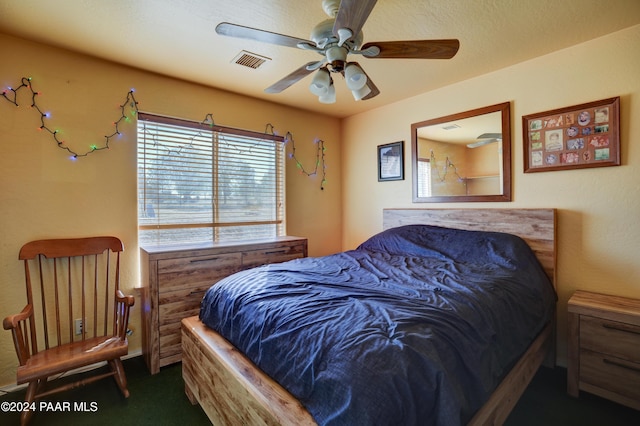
[[200, 225, 556, 425]]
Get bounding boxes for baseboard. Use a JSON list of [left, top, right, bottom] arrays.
[[0, 349, 143, 395]]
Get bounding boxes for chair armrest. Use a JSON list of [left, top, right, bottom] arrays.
[[3, 304, 33, 330], [116, 290, 135, 307], [3, 304, 34, 365], [114, 290, 135, 340]]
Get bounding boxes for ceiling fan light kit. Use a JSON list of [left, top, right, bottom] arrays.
[[215, 0, 460, 104], [318, 83, 336, 104], [351, 84, 372, 101], [309, 68, 332, 96], [344, 63, 367, 91]]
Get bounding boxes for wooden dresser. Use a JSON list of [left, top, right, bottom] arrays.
[[567, 290, 640, 410], [140, 236, 307, 374]]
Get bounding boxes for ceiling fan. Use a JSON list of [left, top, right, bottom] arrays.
[[215, 0, 459, 103]]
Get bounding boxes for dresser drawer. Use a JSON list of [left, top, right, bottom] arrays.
[[580, 315, 640, 363], [157, 252, 242, 292], [159, 287, 207, 324], [580, 349, 640, 401], [242, 243, 306, 268], [159, 322, 183, 360], [157, 290, 204, 361]]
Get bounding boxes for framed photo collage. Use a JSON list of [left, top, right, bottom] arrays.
[[523, 97, 620, 173]]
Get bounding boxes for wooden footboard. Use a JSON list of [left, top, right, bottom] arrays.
[[183, 316, 552, 426], [468, 321, 552, 425], [182, 315, 316, 426]]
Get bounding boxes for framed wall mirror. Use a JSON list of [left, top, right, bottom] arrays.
[[411, 102, 512, 203]]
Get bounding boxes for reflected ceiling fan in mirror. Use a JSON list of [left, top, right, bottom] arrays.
[[215, 0, 460, 103], [467, 133, 502, 148]]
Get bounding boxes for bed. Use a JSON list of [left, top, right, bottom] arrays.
[[181, 208, 557, 425]]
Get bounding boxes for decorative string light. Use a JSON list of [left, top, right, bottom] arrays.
[[429, 149, 464, 184], [140, 113, 217, 155], [266, 124, 327, 190], [2, 76, 329, 188], [1, 76, 139, 159], [141, 113, 278, 159]]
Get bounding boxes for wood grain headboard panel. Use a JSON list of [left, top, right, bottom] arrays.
[[383, 209, 557, 287]]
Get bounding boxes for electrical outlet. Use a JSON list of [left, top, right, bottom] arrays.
[[74, 318, 83, 335]]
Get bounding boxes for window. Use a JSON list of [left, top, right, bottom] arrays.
[[137, 113, 285, 246], [417, 158, 431, 197]]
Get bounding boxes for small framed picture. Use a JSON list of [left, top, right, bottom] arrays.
[[378, 141, 404, 181], [523, 97, 620, 173]]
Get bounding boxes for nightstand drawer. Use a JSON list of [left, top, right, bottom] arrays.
[[581, 315, 640, 363], [580, 349, 640, 402]]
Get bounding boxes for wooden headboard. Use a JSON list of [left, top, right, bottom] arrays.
[[383, 209, 557, 287]]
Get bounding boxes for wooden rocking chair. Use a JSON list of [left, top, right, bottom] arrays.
[[3, 236, 135, 425]]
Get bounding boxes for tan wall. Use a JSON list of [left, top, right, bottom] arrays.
[[341, 25, 640, 366], [0, 33, 342, 387], [428, 139, 468, 196], [467, 144, 501, 195]]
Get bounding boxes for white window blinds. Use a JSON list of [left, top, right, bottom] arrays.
[[417, 158, 431, 197], [137, 113, 285, 246]]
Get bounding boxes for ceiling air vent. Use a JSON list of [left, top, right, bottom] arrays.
[[232, 51, 271, 69], [442, 124, 461, 130]]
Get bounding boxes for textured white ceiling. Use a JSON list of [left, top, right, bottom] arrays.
[[1, 0, 639, 118]]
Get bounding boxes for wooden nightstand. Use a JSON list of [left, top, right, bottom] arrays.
[[567, 290, 640, 410]]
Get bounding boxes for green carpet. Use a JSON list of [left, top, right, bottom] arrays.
[[0, 357, 209, 426], [1, 356, 638, 425]]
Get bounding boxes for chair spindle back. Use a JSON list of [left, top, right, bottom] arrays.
[[19, 237, 124, 356]]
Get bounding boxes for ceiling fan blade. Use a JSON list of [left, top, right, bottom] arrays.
[[362, 39, 460, 59], [333, 0, 378, 40], [216, 22, 313, 49], [264, 62, 319, 94]]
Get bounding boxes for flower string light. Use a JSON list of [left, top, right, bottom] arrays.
[[1, 76, 139, 159], [266, 124, 327, 190]]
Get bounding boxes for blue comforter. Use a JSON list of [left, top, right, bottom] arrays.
[[200, 225, 556, 425]]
